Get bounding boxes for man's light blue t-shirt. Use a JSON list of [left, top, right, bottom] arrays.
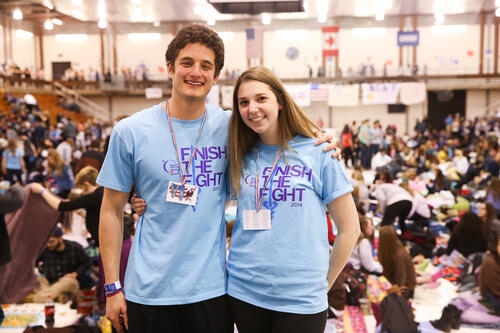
[[3, 149, 23, 170], [227, 136, 353, 314], [97, 103, 230, 305]]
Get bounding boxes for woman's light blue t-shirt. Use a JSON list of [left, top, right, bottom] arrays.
[[228, 136, 353, 314], [3, 148, 23, 170]]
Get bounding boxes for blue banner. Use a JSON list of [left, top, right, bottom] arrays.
[[397, 31, 419, 47]]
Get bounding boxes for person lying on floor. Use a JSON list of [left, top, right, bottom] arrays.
[[32, 226, 94, 303]]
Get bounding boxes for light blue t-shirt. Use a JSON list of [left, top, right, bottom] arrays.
[[3, 148, 23, 170], [227, 136, 353, 314], [97, 103, 231, 305]]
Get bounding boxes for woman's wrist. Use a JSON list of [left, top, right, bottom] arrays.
[[40, 188, 46, 195]]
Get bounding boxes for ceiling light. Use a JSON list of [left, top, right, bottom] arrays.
[[431, 24, 467, 34], [98, 19, 108, 29], [52, 18, 63, 25], [352, 27, 387, 36], [128, 33, 161, 41], [318, 13, 327, 23], [73, 9, 84, 19], [496, 8, 500, 17], [375, 11, 384, 21], [43, 0, 54, 10], [132, 0, 142, 4], [262, 13, 271, 25], [72, 0, 82, 6], [16, 29, 33, 39], [496, 0, 500, 7], [384, 0, 393, 9], [98, 0, 107, 19], [194, 4, 203, 15], [13, 8, 22, 20], [55, 34, 88, 42], [44, 19, 54, 30], [435, 11, 444, 24], [153, 21, 160, 27]]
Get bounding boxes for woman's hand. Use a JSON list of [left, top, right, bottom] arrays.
[[131, 194, 146, 216]]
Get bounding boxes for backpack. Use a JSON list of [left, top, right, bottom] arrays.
[[380, 293, 419, 333], [342, 263, 367, 306]]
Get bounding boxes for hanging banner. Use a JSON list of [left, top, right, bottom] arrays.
[[322, 26, 339, 57], [145, 87, 162, 99], [328, 84, 359, 107], [221, 86, 234, 109], [361, 83, 400, 105], [284, 84, 311, 107], [397, 31, 419, 47], [310, 83, 329, 101], [400, 82, 426, 105], [206, 84, 220, 106]]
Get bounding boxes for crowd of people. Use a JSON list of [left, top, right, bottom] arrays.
[[0, 22, 499, 333]]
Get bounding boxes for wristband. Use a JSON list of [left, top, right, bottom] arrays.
[[104, 281, 122, 294], [105, 287, 123, 297], [40, 189, 46, 195]]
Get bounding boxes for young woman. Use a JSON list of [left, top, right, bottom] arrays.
[[2, 138, 26, 185], [341, 124, 354, 168], [347, 216, 382, 274], [478, 234, 500, 311], [132, 66, 359, 333], [446, 211, 487, 257], [378, 226, 416, 299], [46, 148, 74, 199], [226, 66, 359, 333]]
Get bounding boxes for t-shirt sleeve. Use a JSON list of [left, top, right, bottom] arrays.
[[321, 155, 353, 205], [96, 124, 134, 192]]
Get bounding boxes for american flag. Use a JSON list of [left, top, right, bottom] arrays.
[[246, 28, 263, 59], [309, 83, 329, 101]]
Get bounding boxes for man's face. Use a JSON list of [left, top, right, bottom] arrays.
[[47, 236, 61, 251], [167, 43, 219, 102]]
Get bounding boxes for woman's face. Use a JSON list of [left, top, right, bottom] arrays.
[[497, 238, 500, 255], [46, 156, 54, 165], [364, 220, 374, 237], [477, 203, 487, 219], [237, 80, 281, 145]]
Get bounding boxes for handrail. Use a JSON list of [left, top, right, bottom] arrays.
[[53, 81, 109, 120]]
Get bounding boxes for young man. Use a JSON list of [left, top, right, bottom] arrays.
[[98, 24, 336, 333]]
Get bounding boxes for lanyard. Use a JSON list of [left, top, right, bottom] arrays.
[[163, 101, 206, 186], [255, 146, 281, 212]]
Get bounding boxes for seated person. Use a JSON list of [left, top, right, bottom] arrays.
[[446, 211, 487, 257], [479, 234, 500, 312], [348, 215, 382, 274], [378, 226, 416, 299], [33, 227, 93, 303]]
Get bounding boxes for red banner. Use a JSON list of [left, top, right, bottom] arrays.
[[322, 26, 339, 57]]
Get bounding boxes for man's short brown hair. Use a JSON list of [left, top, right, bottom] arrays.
[[165, 23, 224, 77]]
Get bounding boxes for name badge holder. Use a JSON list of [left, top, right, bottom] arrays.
[[242, 147, 281, 230], [163, 102, 206, 206]]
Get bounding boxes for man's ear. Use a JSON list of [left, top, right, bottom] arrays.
[[167, 62, 174, 78], [213, 72, 220, 85]]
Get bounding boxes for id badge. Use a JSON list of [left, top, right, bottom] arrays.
[[166, 181, 199, 206], [243, 209, 271, 230]]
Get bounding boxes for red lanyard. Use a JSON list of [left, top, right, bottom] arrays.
[[163, 101, 206, 186], [255, 146, 281, 212]]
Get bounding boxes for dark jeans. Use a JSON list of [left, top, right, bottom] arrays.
[[229, 296, 327, 333], [126, 295, 233, 333], [381, 200, 412, 232], [360, 143, 371, 169], [5, 168, 23, 185]]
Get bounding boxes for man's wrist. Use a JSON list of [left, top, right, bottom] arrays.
[[104, 281, 123, 297]]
